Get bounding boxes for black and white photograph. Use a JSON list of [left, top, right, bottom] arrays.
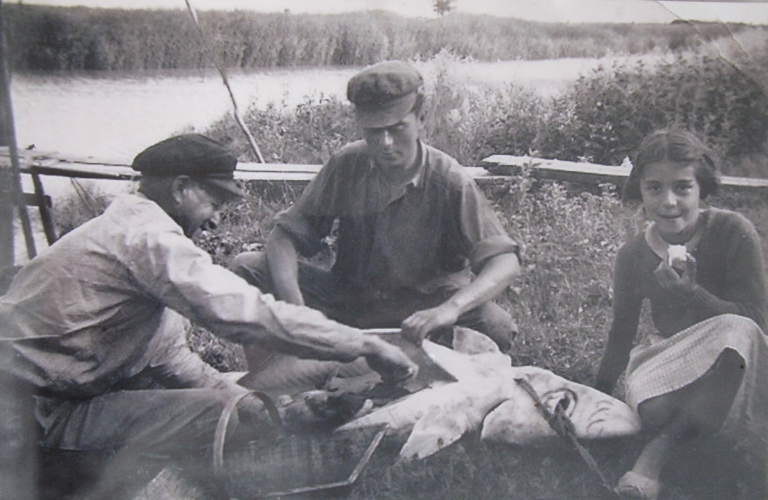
[[1, 1, 767, 499]]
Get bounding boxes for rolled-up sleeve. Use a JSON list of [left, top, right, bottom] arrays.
[[457, 177, 521, 273]]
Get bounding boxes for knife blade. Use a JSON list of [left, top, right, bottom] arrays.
[[362, 328, 457, 393]]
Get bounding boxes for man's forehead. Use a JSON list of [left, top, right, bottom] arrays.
[[363, 116, 411, 132]]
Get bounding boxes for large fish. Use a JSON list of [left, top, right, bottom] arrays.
[[339, 327, 641, 460]]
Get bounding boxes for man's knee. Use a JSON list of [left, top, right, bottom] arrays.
[[229, 251, 270, 288], [478, 302, 517, 352], [460, 301, 517, 352]]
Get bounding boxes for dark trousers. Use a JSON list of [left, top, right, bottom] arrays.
[[229, 251, 516, 352]]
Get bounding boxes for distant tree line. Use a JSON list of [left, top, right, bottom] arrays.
[[4, 4, 748, 72]]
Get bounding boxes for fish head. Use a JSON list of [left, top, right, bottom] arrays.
[[481, 366, 641, 445], [521, 367, 641, 439]]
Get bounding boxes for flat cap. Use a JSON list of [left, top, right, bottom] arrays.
[[347, 61, 424, 128], [132, 134, 244, 198]]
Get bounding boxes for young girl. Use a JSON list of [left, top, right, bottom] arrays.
[[595, 129, 768, 499]]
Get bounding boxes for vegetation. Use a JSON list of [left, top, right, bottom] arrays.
[[433, 0, 456, 17], [5, 4, 757, 71]]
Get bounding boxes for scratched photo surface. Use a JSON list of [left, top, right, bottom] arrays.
[[2, 1, 767, 499]]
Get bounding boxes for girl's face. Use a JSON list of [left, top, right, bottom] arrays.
[[640, 160, 701, 244]]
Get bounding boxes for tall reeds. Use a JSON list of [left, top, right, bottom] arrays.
[[6, 4, 755, 72]]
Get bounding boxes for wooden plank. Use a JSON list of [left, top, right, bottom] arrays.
[[3, 151, 766, 190], [3, 152, 499, 183], [480, 154, 768, 189]]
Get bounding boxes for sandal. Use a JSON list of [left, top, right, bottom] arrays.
[[615, 471, 662, 500]]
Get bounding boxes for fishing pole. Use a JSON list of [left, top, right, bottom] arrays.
[[184, 0, 266, 163]]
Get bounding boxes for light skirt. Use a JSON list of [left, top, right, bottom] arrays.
[[625, 313, 768, 472]]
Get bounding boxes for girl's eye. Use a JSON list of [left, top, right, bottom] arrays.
[[675, 183, 694, 194]]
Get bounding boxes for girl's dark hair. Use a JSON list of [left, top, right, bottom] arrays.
[[622, 128, 721, 202]]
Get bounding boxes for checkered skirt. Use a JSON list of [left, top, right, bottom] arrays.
[[625, 313, 768, 471]]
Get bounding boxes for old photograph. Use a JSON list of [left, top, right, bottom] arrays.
[[1, 0, 767, 499]]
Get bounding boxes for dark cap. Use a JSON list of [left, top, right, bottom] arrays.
[[347, 61, 424, 128], [132, 134, 244, 198]]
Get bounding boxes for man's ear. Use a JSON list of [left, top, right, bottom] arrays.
[[170, 175, 193, 206], [416, 110, 427, 132]]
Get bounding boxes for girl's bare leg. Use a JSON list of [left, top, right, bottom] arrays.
[[622, 349, 745, 491]]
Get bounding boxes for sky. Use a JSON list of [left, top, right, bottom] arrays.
[[18, 0, 768, 25]]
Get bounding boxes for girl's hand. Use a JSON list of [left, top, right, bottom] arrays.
[[654, 253, 697, 297]]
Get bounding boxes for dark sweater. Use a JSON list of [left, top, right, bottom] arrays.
[[595, 208, 768, 394]]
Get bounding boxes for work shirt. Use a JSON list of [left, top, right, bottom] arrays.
[[276, 140, 520, 295], [0, 193, 372, 400]]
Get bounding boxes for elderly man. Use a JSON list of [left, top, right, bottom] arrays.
[[0, 134, 415, 495], [231, 61, 521, 360]]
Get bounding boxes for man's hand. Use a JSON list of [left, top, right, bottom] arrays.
[[654, 253, 698, 298], [362, 337, 418, 384], [401, 303, 460, 345]]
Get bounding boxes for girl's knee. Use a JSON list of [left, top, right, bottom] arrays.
[[638, 393, 679, 432]]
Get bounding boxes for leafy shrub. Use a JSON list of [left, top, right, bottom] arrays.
[[534, 50, 768, 167], [209, 40, 768, 175]]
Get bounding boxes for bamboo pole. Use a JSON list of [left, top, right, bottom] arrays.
[[184, 0, 266, 163]]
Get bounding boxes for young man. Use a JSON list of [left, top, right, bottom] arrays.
[[0, 134, 416, 490], [231, 61, 521, 359]]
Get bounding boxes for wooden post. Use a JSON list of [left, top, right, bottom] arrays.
[[0, 0, 36, 264], [31, 171, 56, 244], [0, 0, 12, 268]]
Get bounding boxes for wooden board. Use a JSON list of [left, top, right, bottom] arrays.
[[481, 154, 768, 189], [3, 149, 766, 190]]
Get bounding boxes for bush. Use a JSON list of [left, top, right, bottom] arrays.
[[534, 50, 768, 167], [51, 180, 116, 236]]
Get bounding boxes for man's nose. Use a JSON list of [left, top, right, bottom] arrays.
[[381, 130, 394, 147], [204, 212, 221, 231]]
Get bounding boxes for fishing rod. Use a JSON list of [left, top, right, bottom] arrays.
[[184, 0, 266, 163]]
